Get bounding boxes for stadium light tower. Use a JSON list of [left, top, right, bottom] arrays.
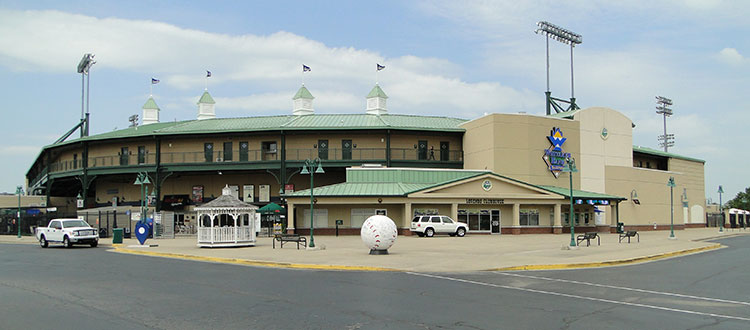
[[535, 21, 582, 115], [77, 53, 96, 137], [656, 96, 675, 152]]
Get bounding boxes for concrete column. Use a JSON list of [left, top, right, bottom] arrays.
[[511, 203, 520, 235], [450, 203, 458, 222], [683, 206, 689, 224], [403, 202, 412, 235], [287, 202, 295, 234], [553, 203, 562, 234]]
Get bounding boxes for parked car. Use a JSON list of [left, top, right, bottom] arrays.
[[410, 215, 468, 237], [36, 218, 99, 248]]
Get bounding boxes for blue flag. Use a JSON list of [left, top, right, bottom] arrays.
[[206, 70, 212, 78], [151, 77, 160, 84], [302, 64, 311, 72], [377, 63, 385, 71]]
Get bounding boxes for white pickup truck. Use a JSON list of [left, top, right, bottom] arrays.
[[36, 218, 99, 248]]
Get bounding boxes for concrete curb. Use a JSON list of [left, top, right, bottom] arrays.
[[111, 246, 400, 272], [486, 243, 724, 271]]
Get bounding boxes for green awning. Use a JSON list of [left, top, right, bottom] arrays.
[[258, 202, 286, 214]]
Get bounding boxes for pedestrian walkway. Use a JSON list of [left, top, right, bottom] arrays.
[[3, 228, 746, 272]]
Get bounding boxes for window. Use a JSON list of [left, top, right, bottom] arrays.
[[120, 147, 129, 165], [351, 208, 376, 228], [412, 217, 421, 223], [138, 146, 146, 164], [431, 216, 441, 223], [73, 154, 78, 169], [302, 209, 328, 228], [420, 217, 430, 223], [520, 209, 539, 226], [441, 216, 454, 224], [223, 142, 233, 161]]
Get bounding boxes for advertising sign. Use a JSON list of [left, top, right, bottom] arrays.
[[259, 184, 270, 202], [542, 127, 572, 178], [191, 185, 204, 203], [243, 184, 254, 202]]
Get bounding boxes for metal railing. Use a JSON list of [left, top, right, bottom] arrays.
[[43, 148, 463, 176]]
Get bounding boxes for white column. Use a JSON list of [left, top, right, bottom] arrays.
[[233, 214, 238, 243], [554, 204, 562, 227], [287, 203, 295, 234], [210, 214, 216, 244]]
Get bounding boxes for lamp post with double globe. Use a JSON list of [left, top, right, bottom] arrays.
[[562, 157, 578, 247], [16, 186, 23, 238], [301, 158, 324, 248]]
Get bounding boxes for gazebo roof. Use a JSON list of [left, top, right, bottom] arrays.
[[195, 185, 258, 211]]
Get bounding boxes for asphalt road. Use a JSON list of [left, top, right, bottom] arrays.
[[1, 236, 748, 329]]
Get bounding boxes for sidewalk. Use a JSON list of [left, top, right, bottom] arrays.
[[3, 228, 746, 272]]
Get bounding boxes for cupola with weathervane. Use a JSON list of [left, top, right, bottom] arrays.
[[366, 84, 388, 115], [292, 84, 315, 116], [197, 90, 216, 120], [141, 96, 160, 125]]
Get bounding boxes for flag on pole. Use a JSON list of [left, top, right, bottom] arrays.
[[302, 64, 311, 72], [151, 77, 160, 84], [206, 70, 212, 78], [377, 63, 385, 71]]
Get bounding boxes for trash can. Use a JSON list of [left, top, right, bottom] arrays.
[[112, 228, 123, 244], [123, 227, 131, 239], [616, 222, 624, 234]]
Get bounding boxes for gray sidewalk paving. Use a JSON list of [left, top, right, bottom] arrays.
[[2, 228, 746, 272]]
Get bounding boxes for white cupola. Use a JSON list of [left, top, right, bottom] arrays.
[[197, 90, 216, 120], [366, 84, 388, 115], [142, 96, 160, 125], [292, 84, 314, 116]]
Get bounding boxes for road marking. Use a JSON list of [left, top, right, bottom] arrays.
[[495, 272, 750, 307], [407, 272, 750, 322]]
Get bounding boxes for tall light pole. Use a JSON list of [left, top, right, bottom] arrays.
[[535, 21, 582, 114], [301, 158, 324, 248], [16, 186, 23, 238], [77, 53, 95, 137], [718, 185, 724, 233], [656, 96, 674, 152], [667, 177, 676, 239], [562, 157, 578, 247]]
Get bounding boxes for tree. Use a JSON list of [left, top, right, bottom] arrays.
[[726, 187, 750, 210]]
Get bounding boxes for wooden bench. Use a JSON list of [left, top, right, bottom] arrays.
[[576, 232, 600, 247], [273, 234, 307, 249], [619, 230, 639, 243]]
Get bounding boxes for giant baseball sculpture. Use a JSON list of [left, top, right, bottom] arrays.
[[360, 215, 398, 255]]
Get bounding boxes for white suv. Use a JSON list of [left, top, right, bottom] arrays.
[[410, 215, 468, 237]]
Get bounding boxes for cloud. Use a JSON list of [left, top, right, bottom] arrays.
[[717, 48, 745, 65], [0, 9, 533, 119]]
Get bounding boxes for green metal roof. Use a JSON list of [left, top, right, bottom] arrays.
[[366, 84, 388, 98], [537, 185, 626, 200], [632, 145, 705, 163], [142, 97, 160, 110], [285, 168, 626, 200], [285, 169, 488, 197], [293, 85, 314, 99], [38, 114, 466, 152], [198, 91, 215, 104]]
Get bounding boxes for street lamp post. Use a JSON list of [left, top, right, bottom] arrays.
[[133, 172, 152, 224], [562, 157, 578, 247], [16, 186, 23, 238], [718, 185, 724, 233], [667, 177, 676, 239], [301, 158, 324, 248]]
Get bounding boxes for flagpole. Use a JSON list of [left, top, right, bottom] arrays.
[[150, 82, 153, 96]]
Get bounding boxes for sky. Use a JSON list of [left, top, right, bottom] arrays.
[[0, 0, 747, 202]]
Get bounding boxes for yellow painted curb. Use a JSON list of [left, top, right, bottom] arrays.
[[487, 244, 724, 271], [111, 247, 400, 272]]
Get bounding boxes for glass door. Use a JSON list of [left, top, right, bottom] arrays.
[[204, 143, 213, 162], [491, 210, 501, 234], [318, 140, 328, 160], [239, 141, 248, 162], [342, 139, 352, 160], [440, 141, 449, 161], [418, 140, 427, 160]]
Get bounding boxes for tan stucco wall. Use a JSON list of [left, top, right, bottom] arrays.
[[574, 107, 633, 194], [461, 113, 581, 188]]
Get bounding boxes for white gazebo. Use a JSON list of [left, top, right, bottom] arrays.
[[195, 185, 258, 248]]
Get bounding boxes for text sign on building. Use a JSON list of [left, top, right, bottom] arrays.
[[542, 127, 571, 178], [465, 198, 504, 204]]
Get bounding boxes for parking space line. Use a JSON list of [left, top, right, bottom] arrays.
[[407, 272, 750, 322], [495, 272, 750, 307]]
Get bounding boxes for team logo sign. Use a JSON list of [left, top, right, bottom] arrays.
[[482, 179, 492, 191], [135, 222, 149, 245], [542, 127, 571, 178]]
